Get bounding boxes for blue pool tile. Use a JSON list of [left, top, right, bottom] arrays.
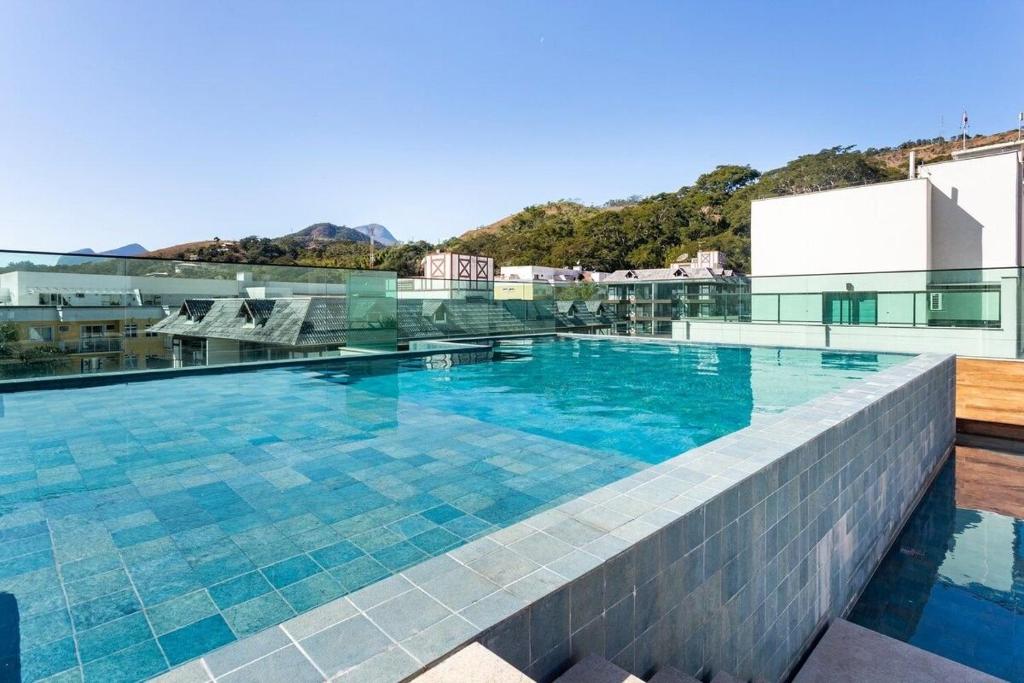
[[111, 523, 167, 549], [389, 515, 436, 539], [408, 528, 462, 554], [77, 611, 154, 663], [350, 527, 405, 553], [0, 532, 52, 562], [19, 607, 73, 650], [222, 592, 295, 638], [209, 571, 273, 610], [0, 520, 46, 548], [65, 568, 133, 605], [372, 542, 429, 572], [421, 504, 464, 525], [70, 589, 141, 631], [147, 590, 219, 636], [332, 555, 391, 593], [309, 540, 363, 569], [262, 555, 321, 589], [159, 613, 236, 666], [442, 515, 494, 540], [0, 549, 52, 580], [82, 638, 167, 683], [21, 636, 78, 682], [279, 571, 345, 613]]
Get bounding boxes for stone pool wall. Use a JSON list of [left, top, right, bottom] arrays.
[[472, 351, 955, 682], [157, 351, 955, 683]]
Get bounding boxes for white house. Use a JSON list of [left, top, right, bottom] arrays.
[[673, 143, 1024, 358]]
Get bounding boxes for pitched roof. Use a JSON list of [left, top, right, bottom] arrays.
[[150, 296, 349, 347], [604, 266, 745, 282]]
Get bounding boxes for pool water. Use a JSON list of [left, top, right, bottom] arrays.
[[849, 446, 1024, 681], [0, 337, 904, 681]]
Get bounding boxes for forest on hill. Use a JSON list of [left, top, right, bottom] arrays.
[[131, 130, 1015, 276]]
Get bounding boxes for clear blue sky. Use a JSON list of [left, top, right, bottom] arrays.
[[0, 0, 1020, 254]]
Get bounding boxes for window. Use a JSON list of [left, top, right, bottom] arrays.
[[81, 325, 104, 338], [124, 324, 138, 338], [123, 353, 138, 369], [27, 326, 53, 342], [145, 330, 159, 337]]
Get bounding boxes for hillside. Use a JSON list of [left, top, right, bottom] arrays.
[[136, 128, 1018, 276], [281, 223, 375, 246], [446, 130, 1018, 273], [867, 129, 1020, 171]]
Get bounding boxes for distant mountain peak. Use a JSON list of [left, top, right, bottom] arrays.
[[57, 243, 148, 265], [281, 222, 398, 247]]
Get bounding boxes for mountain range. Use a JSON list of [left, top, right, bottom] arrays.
[[56, 243, 148, 265]]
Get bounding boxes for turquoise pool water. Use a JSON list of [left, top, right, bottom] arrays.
[[0, 337, 905, 681]]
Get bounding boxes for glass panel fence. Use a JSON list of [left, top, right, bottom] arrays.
[[0, 249, 399, 380], [616, 265, 1022, 358]]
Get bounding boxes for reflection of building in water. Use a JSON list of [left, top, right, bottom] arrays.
[[849, 446, 1024, 673], [422, 350, 494, 370]]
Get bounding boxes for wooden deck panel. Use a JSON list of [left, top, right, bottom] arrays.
[[956, 357, 1024, 429]]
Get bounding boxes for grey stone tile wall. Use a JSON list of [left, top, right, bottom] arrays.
[[474, 352, 955, 682], [156, 352, 955, 683]]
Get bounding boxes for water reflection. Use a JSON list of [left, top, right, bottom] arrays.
[[849, 446, 1024, 682]]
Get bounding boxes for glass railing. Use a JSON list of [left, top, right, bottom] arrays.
[[0, 249, 398, 380], [655, 266, 1022, 358], [397, 277, 558, 342]]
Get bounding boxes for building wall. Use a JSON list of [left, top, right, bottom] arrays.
[[472, 353, 954, 682], [751, 179, 932, 277], [918, 151, 1023, 270]]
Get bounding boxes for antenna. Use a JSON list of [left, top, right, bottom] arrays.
[[368, 225, 376, 266], [961, 110, 969, 150], [1018, 112, 1023, 142]]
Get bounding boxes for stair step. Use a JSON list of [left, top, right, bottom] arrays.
[[648, 666, 701, 683], [412, 643, 535, 683], [709, 672, 743, 683], [553, 655, 644, 683]]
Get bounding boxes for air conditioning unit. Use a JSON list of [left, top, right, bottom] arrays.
[[928, 292, 944, 311]]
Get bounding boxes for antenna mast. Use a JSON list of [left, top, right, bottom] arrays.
[[960, 110, 969, 150], [368, 225, 376, 267]]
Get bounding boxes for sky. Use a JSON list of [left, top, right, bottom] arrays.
[[0, 0, 1021, 254]]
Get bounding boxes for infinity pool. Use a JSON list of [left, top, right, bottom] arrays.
[[0, 337, 906, 681]]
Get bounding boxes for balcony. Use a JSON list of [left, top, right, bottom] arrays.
[[69, 337, 123, 354]]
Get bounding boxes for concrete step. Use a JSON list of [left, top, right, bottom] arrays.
[[648, 666, 701, 683], [709, 672, 743, 683], [793, 619, 1003, 683], [412, 642, 535, 682], [553, 655, 644, 683]]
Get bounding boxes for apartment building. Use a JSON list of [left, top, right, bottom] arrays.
[[604, 251, 748, 336]]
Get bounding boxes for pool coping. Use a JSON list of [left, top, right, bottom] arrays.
[[149, 344, 953, 683], [0, 335, 547, 393]]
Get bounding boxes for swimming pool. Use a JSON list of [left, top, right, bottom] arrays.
[[0, 337, 906, 682], [848, 446, 1024, 681]]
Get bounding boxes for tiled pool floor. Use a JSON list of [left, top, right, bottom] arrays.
[[849, 444, 1024, 682], [0, 338, 903, 681], [0, 382, 644, 681]]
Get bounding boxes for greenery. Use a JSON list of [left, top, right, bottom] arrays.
[[0, 323, 68, 378], [444, 147, 901, 273], [3, 144, 907, 277]]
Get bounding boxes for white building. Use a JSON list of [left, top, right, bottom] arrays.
[[0, 270, 348, 307], [673, 143, 1024, 358], [751, 143, 1023, 278]]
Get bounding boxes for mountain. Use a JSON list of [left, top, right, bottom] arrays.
[[445, 129, 1019, 273], [57, 243, 148, 265], [351, 224, 398, 246], [280, 223, 376, 246]]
